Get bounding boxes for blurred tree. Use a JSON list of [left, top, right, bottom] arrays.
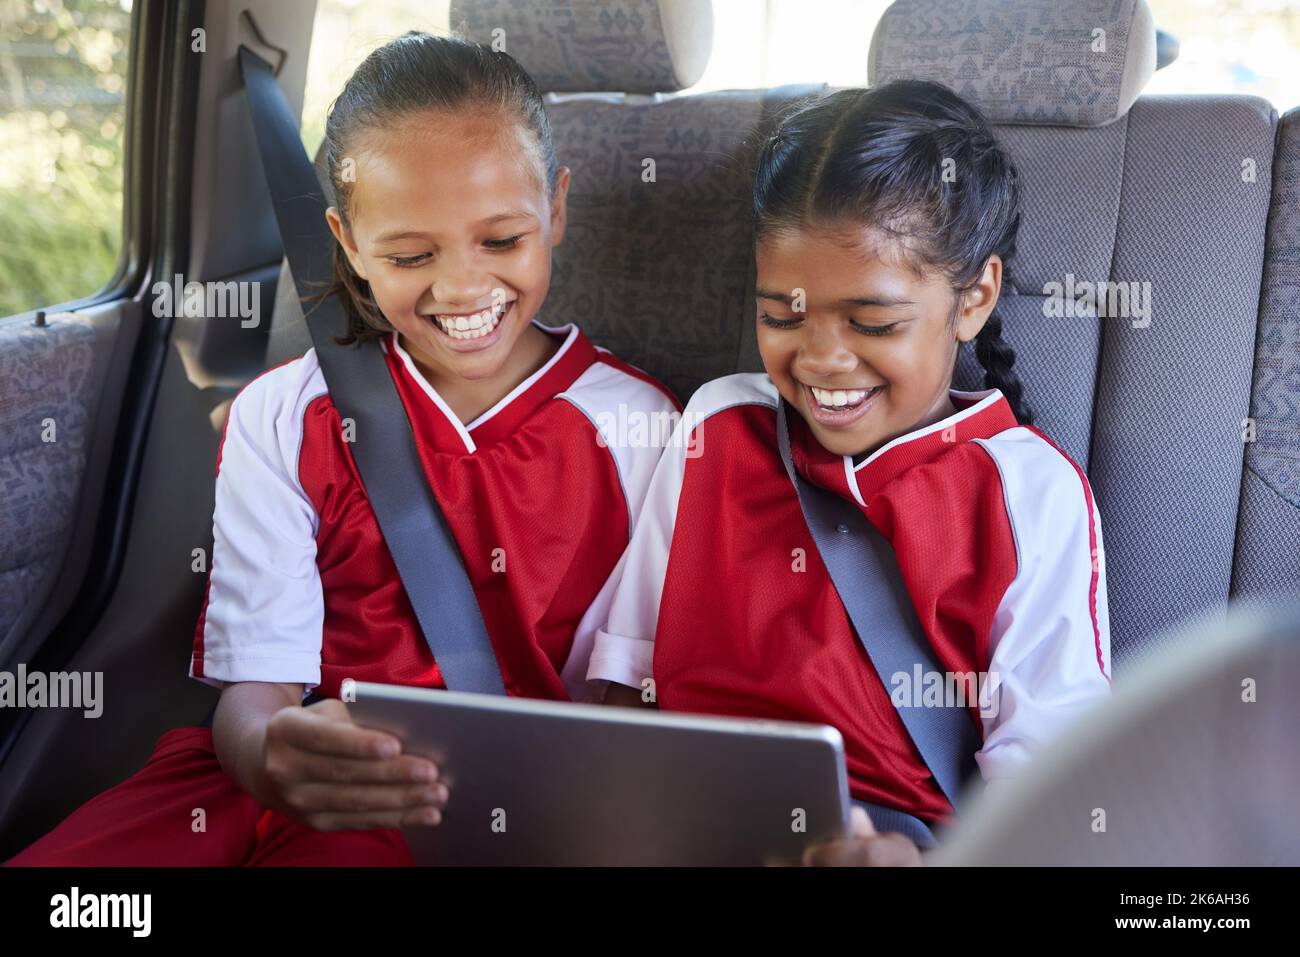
[[0, 0, 130, 315]]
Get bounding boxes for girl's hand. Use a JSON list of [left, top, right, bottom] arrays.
[[258, 698, 448, 832], [801, 806, 924, 867]]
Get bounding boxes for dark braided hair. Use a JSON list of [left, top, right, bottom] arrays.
[[321, 32, 557, 345], [752, 79, 1032, 424]]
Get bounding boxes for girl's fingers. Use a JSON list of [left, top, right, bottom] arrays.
[[270, 702, 402, 760], [308, 805, 444, 832], [803, 833, 923, 867], [799, 807, 877, 863], [267, 750, 440, 787], [287, 780, 450, 816], [848, 805, 876, 838]]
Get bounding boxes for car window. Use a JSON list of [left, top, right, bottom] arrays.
[[0, 0, 132, 316], [300, 0, 1300, 131], [690, 0, 1300, 110], [1144, 0, 1300, 109], [301, 0, 449, 160]]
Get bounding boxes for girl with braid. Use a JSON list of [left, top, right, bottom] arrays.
[[590, 81, 1111, 864]]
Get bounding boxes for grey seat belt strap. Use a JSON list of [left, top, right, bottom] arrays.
[[775, 400, 980, 810], [239, 46, 506, 696], [852, 801, 938, 850]]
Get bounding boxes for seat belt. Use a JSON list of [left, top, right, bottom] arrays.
[[237, 46, 506, 696], [775, 400, 981, 831], [852, 800, 940, 850]]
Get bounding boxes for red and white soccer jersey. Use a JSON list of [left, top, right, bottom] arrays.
[[588, 373, 1111, 824], [191, 322, 679, 704]]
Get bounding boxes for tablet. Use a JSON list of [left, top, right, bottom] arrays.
[[348, 682, 850, 866]]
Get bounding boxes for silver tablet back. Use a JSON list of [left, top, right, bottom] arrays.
[[350, 682, 849, 866]]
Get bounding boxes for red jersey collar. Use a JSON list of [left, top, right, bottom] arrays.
[[789, 389, 1019, 506], [383, 321, 597, 454]]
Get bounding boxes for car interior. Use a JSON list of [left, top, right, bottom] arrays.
[[1, 0, 1297, 862]]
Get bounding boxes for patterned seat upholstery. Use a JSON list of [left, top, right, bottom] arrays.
[[263, 0, 1300, 669], [1231, 110, 1300, 603], [0, 316, 98, 645], [870, 0, 1298, 663]]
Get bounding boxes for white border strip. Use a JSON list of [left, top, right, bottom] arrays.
[[842, 388, 1003, 503], [386, 335, 478, 454], [466, 322, 579, 430], [386, 322, 580, 454]]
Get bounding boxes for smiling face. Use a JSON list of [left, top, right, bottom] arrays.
[[326, 107, 569, 399], [755, 222, 1001, 459]]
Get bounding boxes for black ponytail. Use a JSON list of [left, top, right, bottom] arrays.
[[752, 79, 1033, 424]]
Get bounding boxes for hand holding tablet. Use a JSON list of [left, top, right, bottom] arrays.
[[349, 682, 850, 866]]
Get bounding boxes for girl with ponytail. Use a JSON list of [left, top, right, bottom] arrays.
[[10, 32, 679, 867], [592, 80, 1111, 864]]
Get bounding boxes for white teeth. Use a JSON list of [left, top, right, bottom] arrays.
[[810, 385, 874, 409], [431, 300, 509, 340]]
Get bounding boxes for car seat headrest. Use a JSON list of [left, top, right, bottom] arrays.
[[450, 0, 713, 94], [868, 0, 1158, 127]]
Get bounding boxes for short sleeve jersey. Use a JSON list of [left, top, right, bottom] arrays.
[[191, 322, 680, 703], [590, 373, 1111, 822]]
